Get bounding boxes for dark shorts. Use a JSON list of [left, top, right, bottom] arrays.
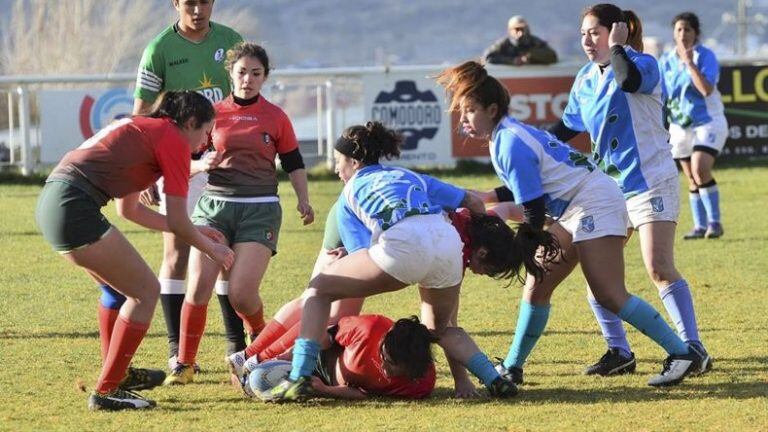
[[191, 195, 282, 253], [36, 180, 112, 253]]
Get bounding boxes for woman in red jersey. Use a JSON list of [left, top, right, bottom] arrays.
[[35, 91, 235, 411], [166, 42, 314, 385]]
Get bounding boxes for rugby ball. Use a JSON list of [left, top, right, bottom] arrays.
[[248, 360, 292, 396]]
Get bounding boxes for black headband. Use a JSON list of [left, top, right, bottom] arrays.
[[334, 136, 361, 160]]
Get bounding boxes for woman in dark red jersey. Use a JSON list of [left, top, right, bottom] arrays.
[[168, 42, 314, 385], [35, 91, 234, 411]]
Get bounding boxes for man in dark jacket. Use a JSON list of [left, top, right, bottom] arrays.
[[483, 15, 557, 65]]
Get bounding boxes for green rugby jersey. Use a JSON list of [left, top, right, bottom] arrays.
[[134, 22, 243, 104]]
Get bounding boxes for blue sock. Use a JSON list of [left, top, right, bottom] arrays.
[[660, 279, 701, 345], [467, 352, 501, 387], [618, 296, 688, 356], [289, 338, 320, 381], [503, 300, 550, 369], [588, 297, 632, 358], [99, 284, 125, 309], [699, 184, 720, 223], [688, 190, 707, 229]]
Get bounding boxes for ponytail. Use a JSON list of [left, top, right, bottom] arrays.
[[583, 3, 644, 52], [623, 10, 644, 52], [146, 90, 215, 129], [436, 61, 509, 123], [509, 224, 560, 284], [335, 121, 402, 165]]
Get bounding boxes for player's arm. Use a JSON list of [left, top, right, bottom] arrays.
[[309, 377, 367, 400], [133, 98, 154, 116], [115, 191, 169, 231]]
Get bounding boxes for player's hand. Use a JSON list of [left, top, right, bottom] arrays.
[[207, 243, 234, 270], [297, 201, 315, 225], [200, 150, 222, 171], [139, 184, 159, 206], [197, 225, 226, 244], [309, 376, 328, 392], [454, 378, 481, 399], [676, 40, 694, 66], [608, 22, 628, 47], [327, 247, 348, 260]]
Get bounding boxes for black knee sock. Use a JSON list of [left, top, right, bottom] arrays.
[[217, 294, 246, 355], [160, 294, 185, 358]]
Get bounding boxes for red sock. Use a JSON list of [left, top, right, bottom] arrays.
[[95, 316, 149, 394], [178, 302, 208, 365], [259, 321, 301, 362], [97, 305, 119, 362], [244, 320, 286, 358], [237, 308, 265, 339]]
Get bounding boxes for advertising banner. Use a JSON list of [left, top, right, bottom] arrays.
[[40, 88, 134, 163], [719, 63, 768, 157], [362, 71, 454, 167]]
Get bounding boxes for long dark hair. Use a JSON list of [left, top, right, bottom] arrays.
[[672, 12, 701, 38], [583, 3, 644, 52], [335, 121, 402, 165], [146, 90, 215, 129], [470, 212, 561, 285], [436, 61, 509, 123], [382, 316, 438, 380]]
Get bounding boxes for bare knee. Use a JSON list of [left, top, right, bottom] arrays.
[[228, 287, 262, 313], [645, 260, 679, 287]]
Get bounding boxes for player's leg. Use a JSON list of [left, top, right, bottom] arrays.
[[691, 149, 723, 238]]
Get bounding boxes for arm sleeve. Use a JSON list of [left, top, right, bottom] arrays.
[[336, 195, 372, 254], [562, 78, 586, 132], [495, 131, 544, 205], [547, 119, 580, 142], [494, 185, 515, 202], [421, 174, 465, 210], [277, 148, 305, 173], [275, 111, 299, 154], [610, 45, 642, 93], [134, 41, 164, 103], [155, 128, 190, 197], [521, 195, 546, 230], [697, 49, 720, 86]]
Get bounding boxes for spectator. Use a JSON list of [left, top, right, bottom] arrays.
[[483, 16, 558, 65]]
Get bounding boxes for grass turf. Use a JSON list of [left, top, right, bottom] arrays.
[[1, 166, 766, 431]]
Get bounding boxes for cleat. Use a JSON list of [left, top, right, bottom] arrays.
[[168, 355, 201, 374], [584, 348, 636, 376], [259, 376, 314, 402], [243, 355, 260, 375], [705, 222, 723, 239], [683, 227, 707, 240], [120, 366, 166, 391], [647, 348, 699, 387], [487, 376, 518, 398], [163, 363, 195, 386], [687, 343, 714, 376], [226, 351, 247, 380], [88, 388, 156, 411], [494, 358, 524, 384], [241, 374, 257, 398]]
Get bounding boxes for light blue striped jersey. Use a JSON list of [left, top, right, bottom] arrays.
[[490, 115, 596, 219], [337, 164, 465, 253], [659, 44, 725, 128], [563, 47, 676, 199]]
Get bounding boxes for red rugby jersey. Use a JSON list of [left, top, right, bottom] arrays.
[[49, 116, 190, 205], [448, 208, 472, 272], [334, 315, 436, 399], [207, 95, 298, 196]]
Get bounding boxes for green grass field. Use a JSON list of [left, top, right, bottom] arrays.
[[1, 166, 767, 432]]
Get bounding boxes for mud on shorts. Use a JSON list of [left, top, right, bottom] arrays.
[[191, 194, 282, 254]]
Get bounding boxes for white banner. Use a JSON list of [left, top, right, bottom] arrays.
[[362, 71, 453, 167], [40, 88, 134, 164]]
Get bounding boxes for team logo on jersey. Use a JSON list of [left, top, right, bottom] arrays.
[[370, 81, 440, 150], [78, 88, 134, 139], [265, 229, 274, 242], [214, 48, 225, 63], [580, 215, 595, 233], [262, 133, 272, 145], [650, 197, 665, 213]]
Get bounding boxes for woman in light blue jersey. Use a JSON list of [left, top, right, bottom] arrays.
[[437, 60, 702, 387], [264, 121, 554, 401], [660, 12, 727, 240], [541, 3, 712, 380]]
